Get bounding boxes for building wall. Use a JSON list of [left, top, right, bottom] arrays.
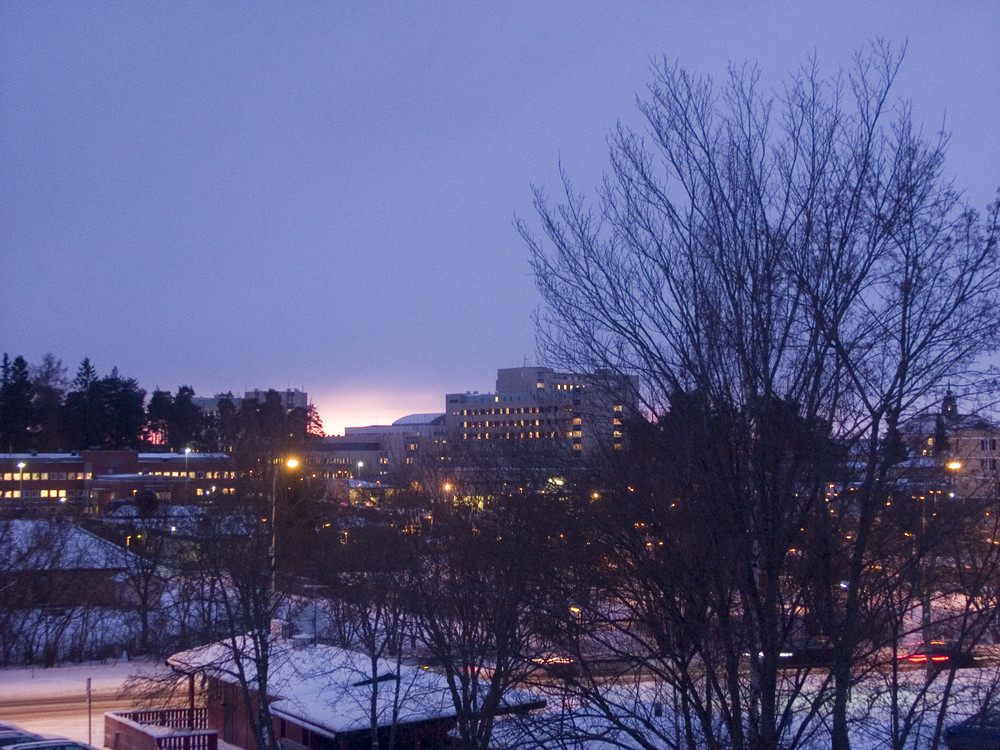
[[446, 367, 638, 455], [900, 393, 1000, 502], [0, 451, 234, 515]]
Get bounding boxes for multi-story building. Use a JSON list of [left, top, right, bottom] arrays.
[[193, 388, 311, 418], [244, 388, 309, 411], [0, 451, 235, 516], [306, 414, 447, 492], [303, 367, 639, 495], [900, 391, 1000, 502], [445, 366, 639, 455]]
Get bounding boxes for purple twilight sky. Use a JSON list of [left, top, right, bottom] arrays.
[[2, 2, 998, 435]]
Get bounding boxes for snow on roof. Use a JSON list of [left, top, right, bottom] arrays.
[[0, 519, 136, 571], [136, 453, 231, 460], [391, 413, 445, 426], [168, 637, 542, 737]]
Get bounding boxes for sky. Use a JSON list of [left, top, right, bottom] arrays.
[[2, 2, 998, 435]]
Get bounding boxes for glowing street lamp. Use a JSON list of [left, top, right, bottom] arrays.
[[947, 460, 962, 499], [270, 457, 299, 598], [16, 462, 25, 500]]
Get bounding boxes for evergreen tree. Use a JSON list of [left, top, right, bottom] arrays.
[[0, 355, 35, 451], [30, 353, 68, 451], [146, 389, 173, 447], [169, 385, 203, 450], [102, 368, 145, 448]]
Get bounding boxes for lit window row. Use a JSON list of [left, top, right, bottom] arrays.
[[462, 432, 556, 440], [460, 407, 547, 416], [4, 472, 90, 481], [3, 488, 87, 499], [140, 470, 233, 479]]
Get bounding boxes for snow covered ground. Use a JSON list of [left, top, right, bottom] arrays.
[[0, 659, 167, 746]]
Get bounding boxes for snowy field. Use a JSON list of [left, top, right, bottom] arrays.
[[0, 659, 167, 746]]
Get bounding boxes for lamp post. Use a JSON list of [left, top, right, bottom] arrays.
[[17, 461, 25, 501], [270, 457, 299, 599]]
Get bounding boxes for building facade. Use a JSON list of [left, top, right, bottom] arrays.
[[445, 366, 639, 455], [0, 451, 235, 515], [900, 391, 1000, 502]]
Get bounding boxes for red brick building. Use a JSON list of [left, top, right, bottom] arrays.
[[0, 451, 234, 516]]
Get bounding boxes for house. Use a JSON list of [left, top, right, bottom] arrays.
[[163, 635, 544, 750], [0, 518, 136, 608]]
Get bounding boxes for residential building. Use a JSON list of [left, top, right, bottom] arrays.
[[0, 518, 138, 608], [900, 391, 1000, 502], [155, 635, 544, 750]]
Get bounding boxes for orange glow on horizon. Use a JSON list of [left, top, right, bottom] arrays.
[[312, 390, 445, 436]]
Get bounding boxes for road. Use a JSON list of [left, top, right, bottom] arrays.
[[0, 660, 165, 748], [0, 692, 135, 747]]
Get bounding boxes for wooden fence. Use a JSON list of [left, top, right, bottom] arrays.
[[105, 709, 217, 750]]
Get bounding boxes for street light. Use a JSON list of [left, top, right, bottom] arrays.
[[16, 462, 25, 500], [270, 457, 299, 599]]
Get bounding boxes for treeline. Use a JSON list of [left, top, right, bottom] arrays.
[[0, 353, 323, 453]]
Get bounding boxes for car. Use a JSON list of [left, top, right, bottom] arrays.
[[944, 710, 1000, 750], [7, 741, 100, 750], [897, 641, 977, 669], [745, 637, 836, 670], [0, 733, 42, 748], [778, 637, 836, 669]]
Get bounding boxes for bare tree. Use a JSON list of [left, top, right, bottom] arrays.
[[406, 494, 554, 750], [520, 42, 1000, 750]]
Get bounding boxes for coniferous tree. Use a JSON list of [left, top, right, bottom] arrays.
[[0, 355, 36, 452], [168, 386, 203, 450], [30, 353, 68, 451]]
